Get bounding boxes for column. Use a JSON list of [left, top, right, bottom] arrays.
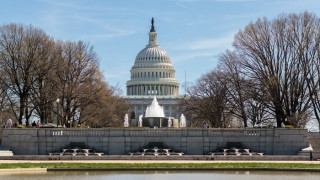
[[140, 85, 142, 95], [138, 85, 140, 95], [149, 85, 151, 95], [134, 106, 137, 119]]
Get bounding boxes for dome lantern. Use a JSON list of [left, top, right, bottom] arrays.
[[147, 17, 158, 48]]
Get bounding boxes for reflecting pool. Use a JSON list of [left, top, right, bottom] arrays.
[[0, 170, 319, 180]]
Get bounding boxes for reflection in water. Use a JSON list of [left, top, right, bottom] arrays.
[[0, 171, 320, 180]]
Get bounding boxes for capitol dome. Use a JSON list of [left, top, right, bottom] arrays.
[[127, 18, 179, 96]]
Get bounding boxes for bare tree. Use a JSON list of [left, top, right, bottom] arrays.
[[184, 70, 230, 128], [79, 78, 129, 127], [218, 50, 250, 127], [0, 23, 55, 123], [30, 41, 58, 124], [303, 16, 320, 131], [54, 40, 100, 125], [233, 12, 315, 127]]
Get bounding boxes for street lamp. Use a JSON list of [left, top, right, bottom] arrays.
[[56, 98, 60, 128]]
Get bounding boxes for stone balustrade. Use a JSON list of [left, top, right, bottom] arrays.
[[0, 128, 309, 156]]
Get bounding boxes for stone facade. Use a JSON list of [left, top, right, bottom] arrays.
[[1, 128, 309, 156]]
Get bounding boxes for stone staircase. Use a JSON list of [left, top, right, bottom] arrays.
[[0, 146, 14, 156], [298, 146, 313, 156]]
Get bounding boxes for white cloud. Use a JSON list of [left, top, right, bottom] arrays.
[[169, 32, 235, 62], [215, 0, 255, 2], [80, 30, 137, 42], [172, 51, 218, 62], [175, 0, 255, 2], [185, 36, 233, 50], [175, 3, 193, 11], [173, 32, 235, 51]]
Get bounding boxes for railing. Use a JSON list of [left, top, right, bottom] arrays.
[[208, 129, 260, 136], [48, 128, 261, 137], [49, 129, 105, 136]]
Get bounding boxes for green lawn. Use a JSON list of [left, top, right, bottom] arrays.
[[0, 163, 320, 169]]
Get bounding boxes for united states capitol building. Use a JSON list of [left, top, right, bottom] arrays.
[[123, 18, 184, 119]]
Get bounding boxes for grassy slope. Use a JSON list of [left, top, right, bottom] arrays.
[[0, 163, 320, 169]]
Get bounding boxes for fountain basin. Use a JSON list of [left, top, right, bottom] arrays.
[[142, 117, 169, 128]]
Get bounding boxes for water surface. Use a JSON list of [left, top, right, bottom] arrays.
[[1, 170, 319, 180]]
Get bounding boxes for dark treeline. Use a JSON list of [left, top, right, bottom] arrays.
[[183, 11, 320, 131], [0, 23, 128, 127]]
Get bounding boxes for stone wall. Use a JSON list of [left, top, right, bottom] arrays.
[[309, 132, 320, 160], [0, 129, 2, 145], [1, 128, 309, 155]]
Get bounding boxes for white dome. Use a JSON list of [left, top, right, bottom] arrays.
[[135, 47, 171, 63], [126, 18, 179, 97], [132, 46, 174, 70]]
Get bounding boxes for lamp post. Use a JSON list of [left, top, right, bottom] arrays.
[[56, 98, 60, 128]]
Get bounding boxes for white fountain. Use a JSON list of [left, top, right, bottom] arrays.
[[138, 115, 143, 127], [180, 114, 186, 127], [139, 97, 187, 128], [145, 97, 165, 117], [141, 97, 169, 128], [124, 114, 129, 127]]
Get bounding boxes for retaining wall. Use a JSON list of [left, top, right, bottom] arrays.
[[1, 128, 309, 155], [309, 132, 320, 160]]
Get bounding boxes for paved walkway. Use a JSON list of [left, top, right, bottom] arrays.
[[0, 160, 319, 164]]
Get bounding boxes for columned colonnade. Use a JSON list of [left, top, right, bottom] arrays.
[[127, 84, 179, 96]]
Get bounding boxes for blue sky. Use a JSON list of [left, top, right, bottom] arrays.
[[1, 0, 320, 97]]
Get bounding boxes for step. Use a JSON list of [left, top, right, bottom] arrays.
[[0, 150, 14, 156], [298, 146, 313, 156], [298, 151, 311, 156]]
